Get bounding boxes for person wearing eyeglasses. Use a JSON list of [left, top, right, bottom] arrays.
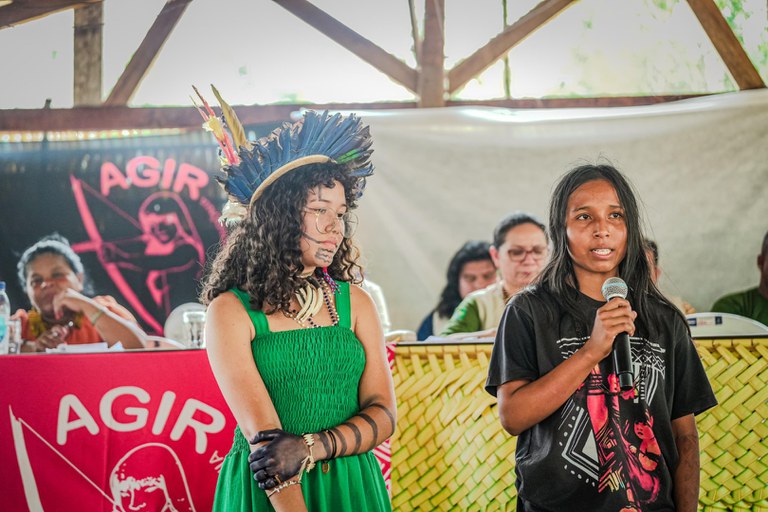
[[201, 109, 394, 512], [439, 212, 549, 339], [13, 234, 147, 352]]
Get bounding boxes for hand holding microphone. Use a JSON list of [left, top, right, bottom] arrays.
[[600, 277, 635, 391]]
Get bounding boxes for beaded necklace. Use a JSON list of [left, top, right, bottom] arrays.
[[283, 281, 339, 329]]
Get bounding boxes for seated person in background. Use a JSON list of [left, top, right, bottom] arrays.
[[644, 238, 695, 314], [13, 234, 147, 351], [711, 229, 768, 326], [361, 277, 392, 333], [440, 212, 548, 339], [417, 240, 496, 340]]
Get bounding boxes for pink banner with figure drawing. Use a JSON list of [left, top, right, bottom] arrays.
[[0, 347, 396, 511], [0, 350, 235, 512]]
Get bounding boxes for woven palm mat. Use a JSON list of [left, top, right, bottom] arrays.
[[696, 339, 768, 511], [391, 344, 516, 511], [390, 340, 768, 512]]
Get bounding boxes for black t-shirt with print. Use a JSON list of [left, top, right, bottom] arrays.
[[486, 285, 717, 512]]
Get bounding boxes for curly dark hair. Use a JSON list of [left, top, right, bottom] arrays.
[[200, 162, 364, 313], [435, 240, 493, 319]]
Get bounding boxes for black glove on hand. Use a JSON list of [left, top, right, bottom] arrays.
[[248, 429, 308, 490]]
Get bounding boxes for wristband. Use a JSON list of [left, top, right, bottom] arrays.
[[89, 307, 106, 326], [266, 478, 300, 498], [302, 433, 316, 472]]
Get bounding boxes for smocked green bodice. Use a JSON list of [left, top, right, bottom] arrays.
[[230, 282, 364, 437], [214, 282, 391, 512]]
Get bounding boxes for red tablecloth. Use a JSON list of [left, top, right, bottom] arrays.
[[0, 347, 395, 511]]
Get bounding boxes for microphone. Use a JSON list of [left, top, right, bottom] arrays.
[[601, 277, 633, 391]]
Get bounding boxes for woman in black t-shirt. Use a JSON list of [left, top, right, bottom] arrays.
[[486, 164, 716, 512]]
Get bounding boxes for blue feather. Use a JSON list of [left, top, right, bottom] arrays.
[[211, 106, 375, 210]]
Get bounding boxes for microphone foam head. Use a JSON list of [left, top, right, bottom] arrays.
[[602, 277, 628, 301]]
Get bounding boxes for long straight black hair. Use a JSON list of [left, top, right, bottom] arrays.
[[536, 164, 684, 337]]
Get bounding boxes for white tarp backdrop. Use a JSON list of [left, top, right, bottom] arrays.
[[350, 90, 768, 331]]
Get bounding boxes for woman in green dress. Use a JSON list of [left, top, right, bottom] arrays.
[[200, 106, 395, 512]]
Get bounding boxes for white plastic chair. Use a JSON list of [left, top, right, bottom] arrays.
[[686, 312, 768, 337]]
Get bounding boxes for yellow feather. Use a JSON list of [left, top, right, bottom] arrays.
[[203, 117, 227, 141], [211, 84, 251, 151]]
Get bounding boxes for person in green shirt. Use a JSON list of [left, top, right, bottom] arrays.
[[711, 229, 768, 327], [440, 212, 548, 338]]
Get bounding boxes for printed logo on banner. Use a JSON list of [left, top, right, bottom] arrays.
[[8, 381, 229, 512], [69, 156, 225, 334]]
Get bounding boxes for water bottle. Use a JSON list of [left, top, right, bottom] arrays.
[[0, 282, 10, 354]]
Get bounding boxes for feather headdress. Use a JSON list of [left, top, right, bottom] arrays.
[[193, 86, 374, 224]]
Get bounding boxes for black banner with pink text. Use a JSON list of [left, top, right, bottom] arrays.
[[0, 132, 236, 335]]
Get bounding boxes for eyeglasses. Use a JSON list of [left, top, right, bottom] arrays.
[[303, 207, 359, 238], [507, 246, 548, 262]]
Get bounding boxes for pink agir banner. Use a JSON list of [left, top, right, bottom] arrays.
[[1, 348, 395, 511], [0, 351, 235, 512]]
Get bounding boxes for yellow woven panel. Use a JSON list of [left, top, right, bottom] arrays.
[[696, 339, 768, 512], [390, 339, 768, 512]]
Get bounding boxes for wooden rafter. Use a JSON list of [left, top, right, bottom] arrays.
[[686, 0, 765, 90], [447, 0, 577, 95], [0, 95, 708, 132], [0, 0, 100, 29], [104, 0, 192, 106], [273, 0, 418, 93], [418, 0, 444, 107], [73, 3, 103, 106], [408, 0, 422, 66], [0, 0, 761, 126]]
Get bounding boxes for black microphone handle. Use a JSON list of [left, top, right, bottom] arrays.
[[612, 332, 633, 391]]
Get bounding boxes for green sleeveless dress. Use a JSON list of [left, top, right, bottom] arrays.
[[212, 281, 392, 512]]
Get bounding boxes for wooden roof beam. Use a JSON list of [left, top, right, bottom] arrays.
[[686, 0, 765, 90], [104, 0, 192, 106], [0, 103, 416, 131], [418, 0, 445, 107], [273, 0, 418, 93], [0, 95, 709, 132], [0, 0, 100, 29], [407, 0, 422, 67], [447, 0, 578, 95], [73, 3, 103, 106]]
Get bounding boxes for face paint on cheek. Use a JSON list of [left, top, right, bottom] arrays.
[[302, 233, 323, 244], [315, 248, 334, 264]]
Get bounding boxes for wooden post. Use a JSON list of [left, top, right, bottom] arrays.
[[73, 2, 103, 106], [418, 0, 445, 107]]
